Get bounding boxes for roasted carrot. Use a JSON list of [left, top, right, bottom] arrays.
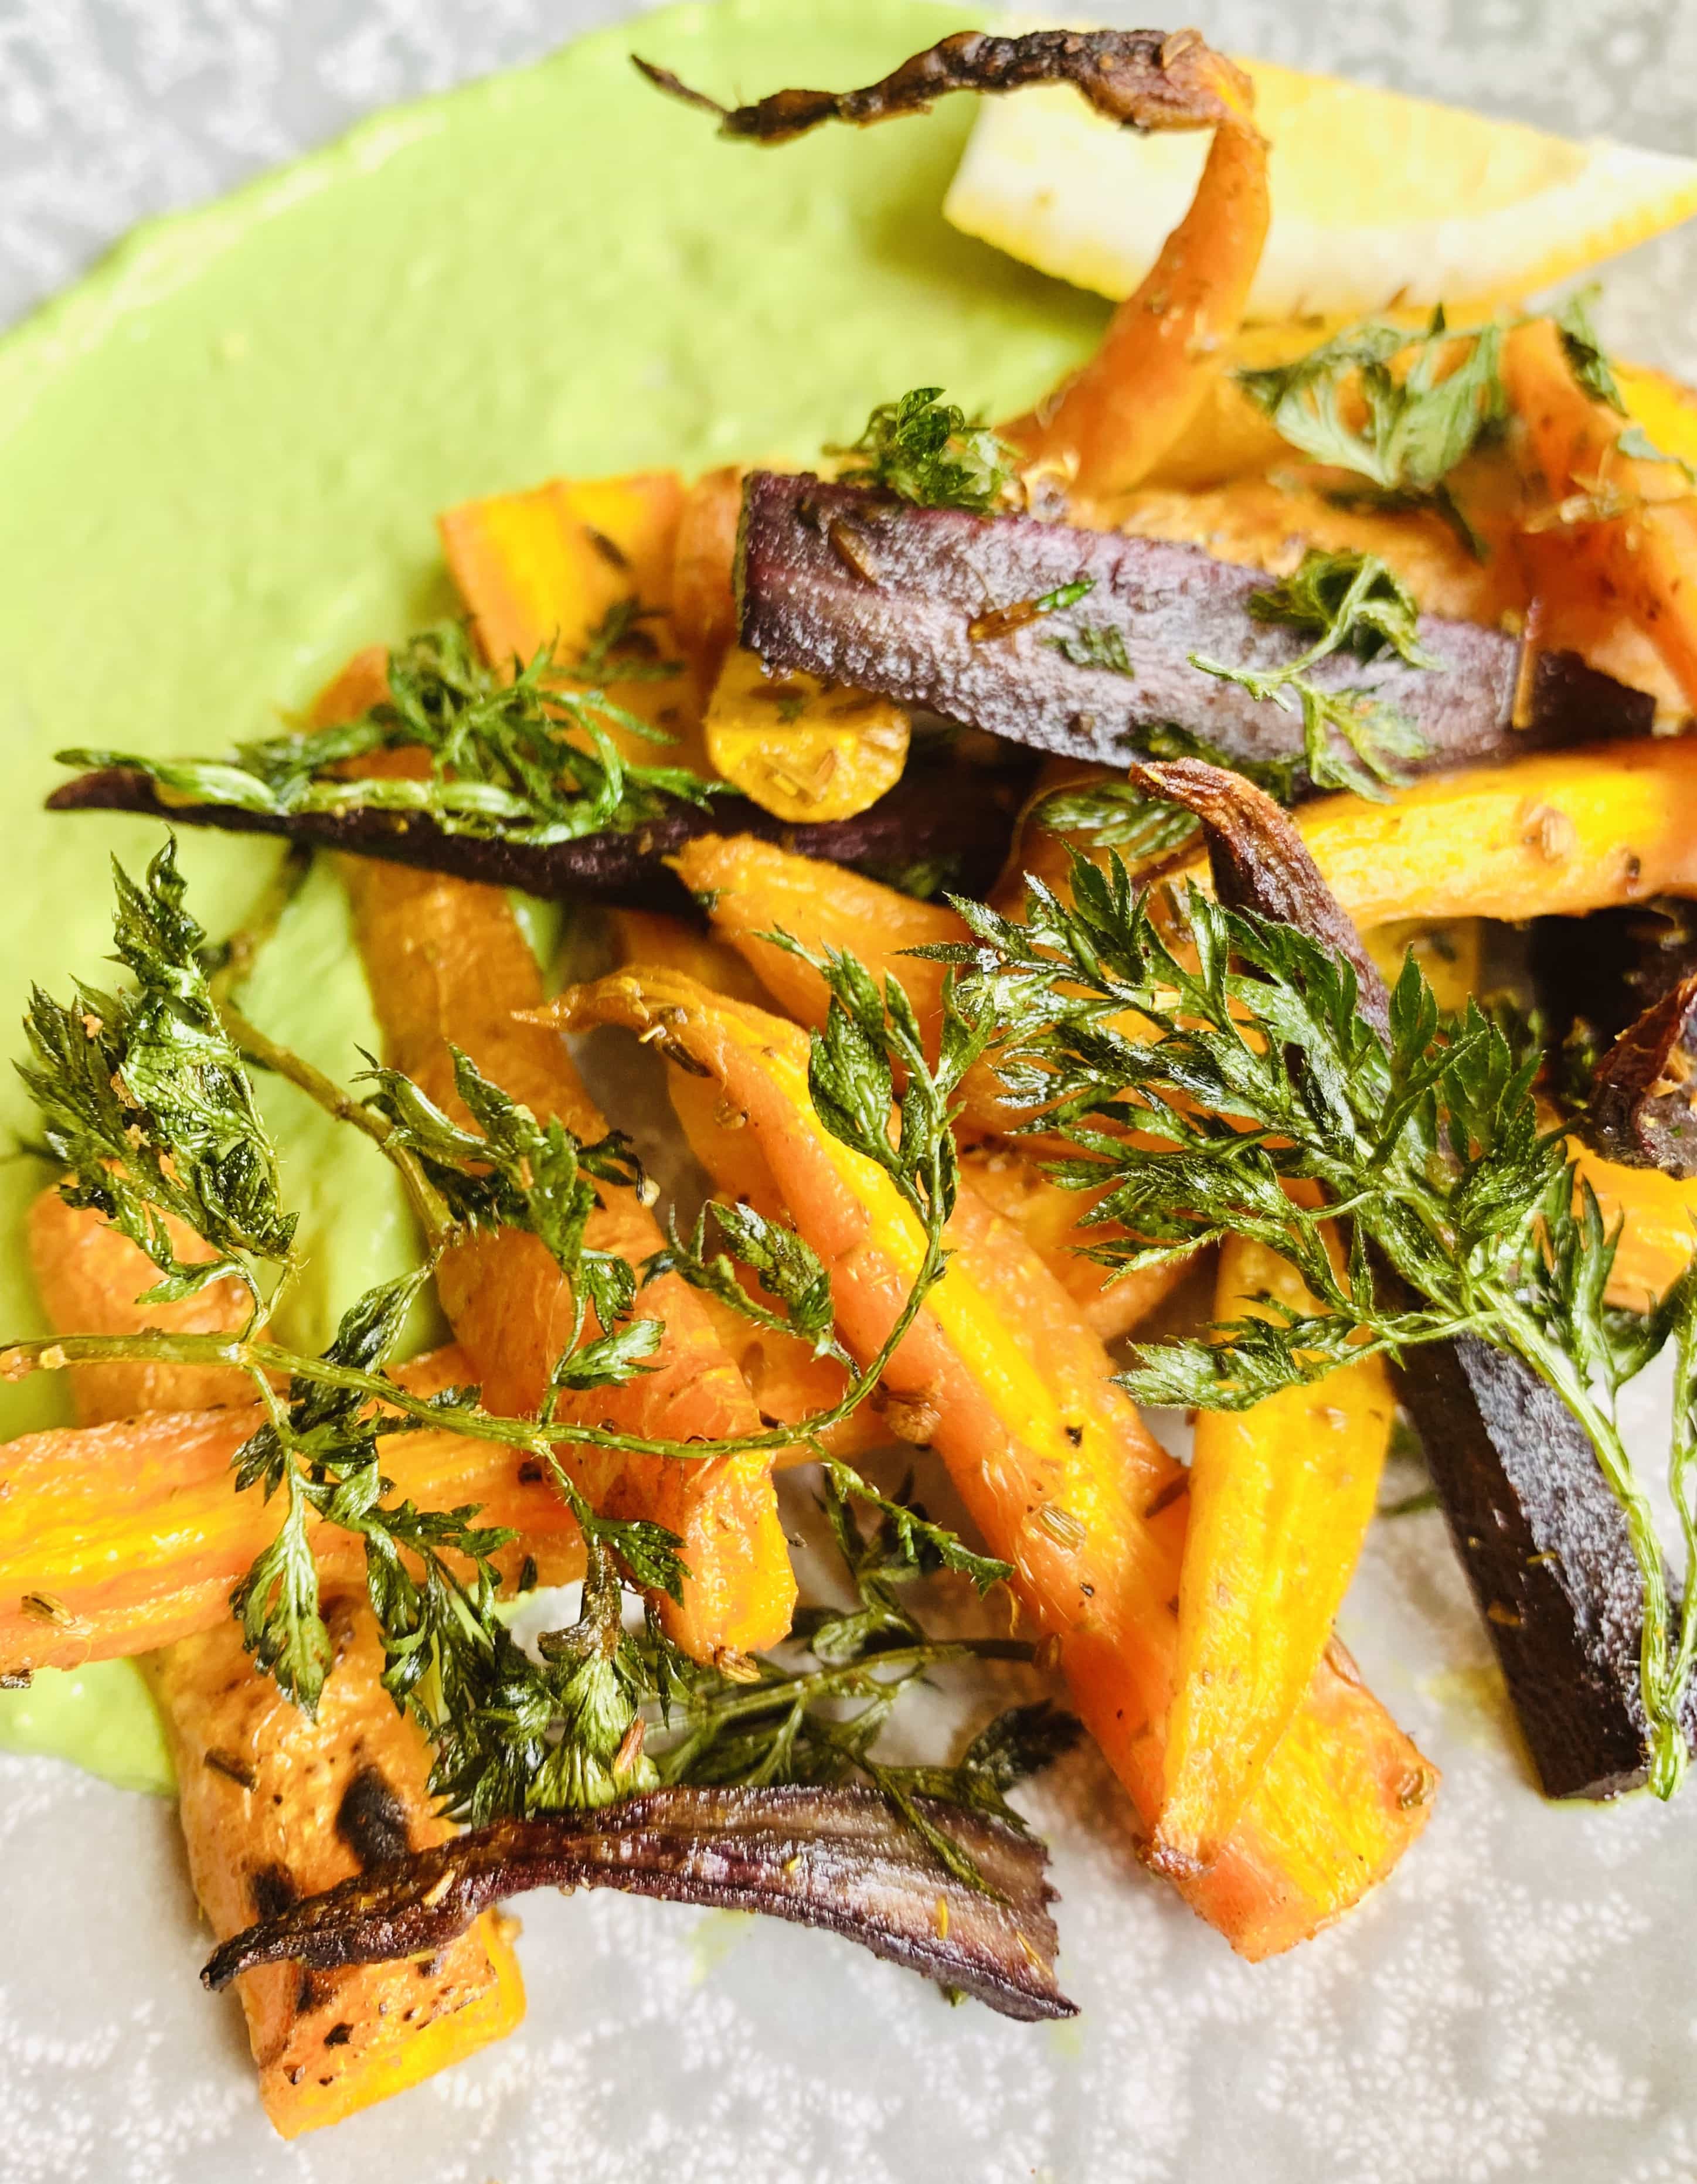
[[672, 464, 747, 688], [28, 1189, 256, 1420], [26, 1195, 527, 2135], [338, 858, 793, 1659], [955, 1147, 1198, 1345], [1572, 1144, 1697, 1311], [610, 908, 771, 1008], [1506, 317, 1697, 714], [619, 894, 1185, 1343], [0, 1353, 582, 1679], [147, 1602, 523, 2137], [668, 832, 965, 1034], [1004, 50, 1269, 506], [438, 468, 703, 766], [304, 633, 795, 1665], [1156, 1232, 1395, 1874], [552, 969, 1436, 1960]]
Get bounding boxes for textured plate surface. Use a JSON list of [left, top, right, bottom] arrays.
[[2, 4, 1696, 2180]]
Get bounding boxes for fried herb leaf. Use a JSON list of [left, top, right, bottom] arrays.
[[17, 839, 295, 1311], [1555, 284, 1628, 416]]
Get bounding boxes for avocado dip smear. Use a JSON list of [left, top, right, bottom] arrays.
[[0, 0, 1101, 1785]]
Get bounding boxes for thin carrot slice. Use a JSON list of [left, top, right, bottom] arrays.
[[552, 969, 1436, 1960], [1004, 50, 1269, 507], [338, 856, 794, 1660], [704, 645, 910, 822], [1156, 1233, 1395, 1873], [147, 1603, 523, 2137]]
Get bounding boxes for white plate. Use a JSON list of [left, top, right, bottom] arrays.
[[4, 4, 1696, 2179]]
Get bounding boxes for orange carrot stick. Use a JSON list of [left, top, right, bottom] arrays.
[[1506, 317, 1697, 713], [304, 642, 795, 1663], [338, 858, 794, 1659], [1004, 48, 1269, 506], [552, 969, 1436, 1960], [621, 893, 1186, 1341], [28, 1189, 256, 1420]]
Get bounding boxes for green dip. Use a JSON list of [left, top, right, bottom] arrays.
[[0, 0, 1104, 1788]]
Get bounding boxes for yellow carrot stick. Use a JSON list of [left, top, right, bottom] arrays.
[[437, 470, 698, 761], [1155, 1233, 1395, 1874]]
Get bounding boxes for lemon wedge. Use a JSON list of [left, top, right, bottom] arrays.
[[945, 49, 1697, 321]]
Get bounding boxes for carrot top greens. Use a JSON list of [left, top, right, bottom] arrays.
[[934, 851, 1697, 1797], [56, 620, 722, 848], [8, 839, 1052, 1848]]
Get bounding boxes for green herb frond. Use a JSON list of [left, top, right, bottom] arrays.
[[17, 838, 295, 1315], [57, 619, 722, 848], [1236, 307, 1505, 555], [831, 386, 1019, 514], [944, 849, 1697, 1795], [1188, 548, 1436, 798]]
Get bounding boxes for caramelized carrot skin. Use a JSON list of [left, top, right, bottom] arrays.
[[338, 855, 794, 1659], [148, 1601, 523, 2137], [556, 971, 1436, 1960]]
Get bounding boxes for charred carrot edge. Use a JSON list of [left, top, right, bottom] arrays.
[[146, 1605, 523, 2137], [26, 1196, 526, 2134], [550, 969, 1436, 1961], [1156, 1232, 1395, 1873]]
